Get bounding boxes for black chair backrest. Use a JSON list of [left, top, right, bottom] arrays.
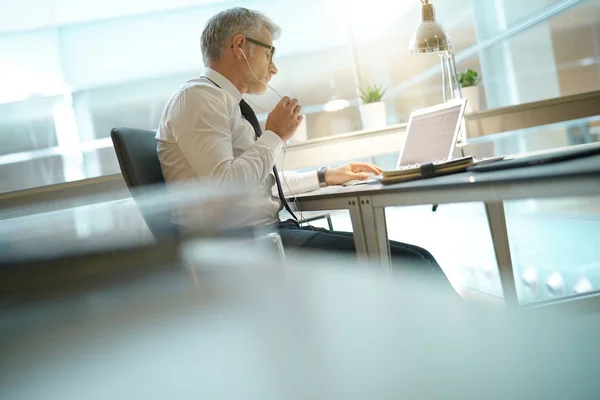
[[110, 127, 178, 239]]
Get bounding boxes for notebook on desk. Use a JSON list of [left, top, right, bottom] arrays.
[[346, 99, 469, 186], [381, 156, 475, 184]]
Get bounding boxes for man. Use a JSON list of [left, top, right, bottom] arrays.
[[156, 7, 448, 281]]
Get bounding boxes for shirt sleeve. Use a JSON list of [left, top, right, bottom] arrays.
[[272, 170, 320, 198], [167, 85, 283, 186]]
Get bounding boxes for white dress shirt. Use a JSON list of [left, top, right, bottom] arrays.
[[155, 68, 320, 229]]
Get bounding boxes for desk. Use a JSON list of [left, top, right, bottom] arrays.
[[292, 153, 600, 306]]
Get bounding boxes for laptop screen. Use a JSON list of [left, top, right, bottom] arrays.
[[398, 102, 465, 168]]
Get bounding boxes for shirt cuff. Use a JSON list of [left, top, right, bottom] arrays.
[[259, 130, 283, 156], [296, 170, 320, 193]]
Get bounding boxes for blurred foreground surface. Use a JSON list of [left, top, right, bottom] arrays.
[[1, 182, 600, 399], [2, 240, 600, 399]]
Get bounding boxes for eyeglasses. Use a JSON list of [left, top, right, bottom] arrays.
[[245, 37, 275, 64]]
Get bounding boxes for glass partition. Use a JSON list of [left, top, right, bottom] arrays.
[[505, 196, 600, 304], [467, 115, 600, 156]]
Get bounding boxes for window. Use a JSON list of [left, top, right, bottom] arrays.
[[1, 0, 599, 193]]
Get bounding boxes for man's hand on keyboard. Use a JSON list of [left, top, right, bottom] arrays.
[[325, 162, 383, 186]]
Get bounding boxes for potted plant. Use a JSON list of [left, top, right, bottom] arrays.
[[358, 84, 387, 131], [457, 68, 483, 114]]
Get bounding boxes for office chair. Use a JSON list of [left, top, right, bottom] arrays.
[[110, 127, 178, 240], [110, 128, 288, 258]]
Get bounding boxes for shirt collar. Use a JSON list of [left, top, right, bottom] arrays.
[[201, 67, 243, 103]]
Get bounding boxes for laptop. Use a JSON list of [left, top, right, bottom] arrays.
[[395, 98, 467, 169], [345, 98, 467, 186]]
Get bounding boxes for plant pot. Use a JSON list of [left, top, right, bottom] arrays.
[[461, 85, 483, 114], [359, 101, 387, 131]]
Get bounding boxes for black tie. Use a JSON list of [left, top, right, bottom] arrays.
[[239, 99, 298, 221]]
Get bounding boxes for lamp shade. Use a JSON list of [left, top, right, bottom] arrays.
[[409, 0, 451, 53]]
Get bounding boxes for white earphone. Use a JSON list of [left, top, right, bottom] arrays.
[[238, 45, 313, 229]]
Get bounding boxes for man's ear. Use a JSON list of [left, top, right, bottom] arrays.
[[230, 34, 245, 59]]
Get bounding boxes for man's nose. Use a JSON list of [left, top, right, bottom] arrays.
[[269, 62, 278, 75]]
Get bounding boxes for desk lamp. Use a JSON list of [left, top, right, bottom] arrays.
[[409, 0, 466, 144]]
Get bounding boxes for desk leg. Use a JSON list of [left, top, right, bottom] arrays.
[[485, 202, 518, 307], [359, 197, 391, 268], [347, 198, 368, 261]]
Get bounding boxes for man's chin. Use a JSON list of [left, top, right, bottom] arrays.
[[248, 85, 268, 95]]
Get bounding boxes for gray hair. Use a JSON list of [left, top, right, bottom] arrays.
[[201, 7, 281, 64]]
